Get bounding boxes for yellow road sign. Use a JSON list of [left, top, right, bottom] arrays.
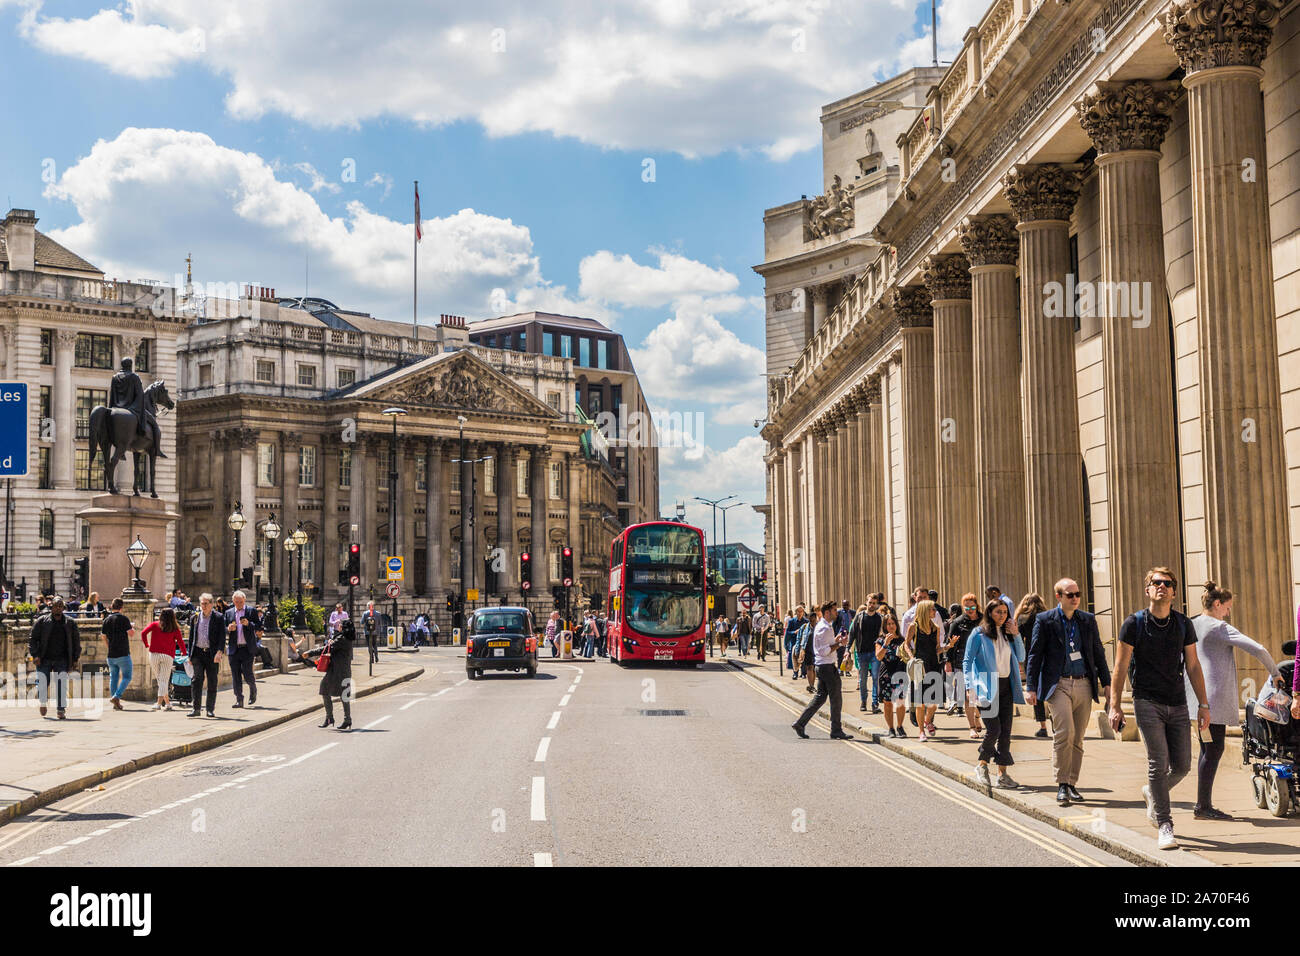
[[466, 588, 480, 601]]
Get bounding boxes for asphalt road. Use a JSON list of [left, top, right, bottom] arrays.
[[0, 647, 1125, 866]]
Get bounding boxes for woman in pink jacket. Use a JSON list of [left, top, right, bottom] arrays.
[[142, 608, 187, 711]]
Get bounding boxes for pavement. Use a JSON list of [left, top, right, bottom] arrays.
[[717, 649, 1300, 866], [0, 646, 1124, 867], [0, 654, 423, 826]]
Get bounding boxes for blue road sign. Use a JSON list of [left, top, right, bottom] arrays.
[[0, 383, 28, 478]]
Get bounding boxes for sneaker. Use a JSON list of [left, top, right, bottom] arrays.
[[1193, 805, 1234, 821], [996, 772, 1020, 789], [976, 763, 992, 787], [150, 703, 162, 711], [871, 705, 881, 714], [1157, 823, 1178, 850], [1034, 727, 1049, 739], [895, 726, 907, 738], [860, 704, 868, 712], [946, 702, 959, 716], [918, 730, 929, 742], [887, 727, 898, 738], [1142, 785, 1157, 828]]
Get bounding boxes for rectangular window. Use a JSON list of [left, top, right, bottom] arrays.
[[336, 367, 356, 388], [39, 570, 53, 595], [484, 456, 495, 496], [38, 447, 51, 489], [299, 540, 315, 585], [517, 331, 526, 351], [135, 339, 152, 373], [588, 390, 602, 417], [517, 458, 528, 497], [40, 330, 53, 366], [338, 446, 352, 488], [575, 386, 581, 410], [299, 445, 317, 487], [39, 385, 51, 425], [39, 509, 54, 549], [75, 448, 105, 491], [547, 391, 560, 410], [80, 520, 91, 549], [450, 461, 461, 494], [256, 359, 275, 383], [549, 546, 560, 582], [75, 333, 114, 369], [297, 364, 317, 387], [75, 388, 106, 440], [598, 339, 608, 369], [199, 363, 213, 387], [579, 337, 591, 367], [415, 452, 427, 492], [549, 461, 562, 499], [257, 442, 276, 486], [377, 446, 390, 491], [543, 332, 554, 356], [561, 335, 572, 359]]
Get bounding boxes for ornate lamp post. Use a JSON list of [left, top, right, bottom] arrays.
[[227, 501, 246, 596], [283, 536, 297, 631], [292, 522, 308, 629], [262, 514, 281, 635], [125, 535, 150, 595]]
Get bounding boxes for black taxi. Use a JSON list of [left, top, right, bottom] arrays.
[[465, 606, 539, 679]]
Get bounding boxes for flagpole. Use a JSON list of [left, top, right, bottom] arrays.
[[413, 179, 419, 341]]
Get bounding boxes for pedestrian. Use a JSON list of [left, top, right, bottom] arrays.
[[223, 589, 264, 709], [752, 606, 771, 661], [186, 593, 224, 717], [1027, 578, 1111, 808], [964, 599, 1026, 789], [904, 599, 951, 741], [945, 593, 985, 738], [328, 602, 349, 638], [796, 610, 816, 691], [985, 585, 1015, 617], [361, 601, 381, 664], [595, 612, 608, 657], [901, 587, 943, 644], [791, 600, 854, 740], [716, 614, 731, 657], [545, 610, 560, 658], [28, 597, 81, 719], [784, 606, 804, 671], [928, 590, 949, 625], [581, 613, 597, 658], [142, 607, 186, 711], [875, 611, 909, 737], [1190, 580, 1281, 821], [85, 591, 106, 618], [99, 597, 134, 711], [1013, 593, 1050, 737], [847, 595, 883, 713], [307, 619, 354, 730], [736, 610, 752, 656], [1108, 567, 1210, 850]]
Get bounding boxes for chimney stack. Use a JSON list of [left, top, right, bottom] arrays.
[[2, 209, 38, 272]]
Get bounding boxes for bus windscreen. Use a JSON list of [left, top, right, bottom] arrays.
[[626, 526, 702, 567]]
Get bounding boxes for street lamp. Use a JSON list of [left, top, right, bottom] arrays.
[[675, 501, 686, 523], [283, 536, 297, 631], [383, 407, 407, 636], [291, 522, 308, 629], [718, 501, 746, 587], [227, 501, 246, 596], [263, 513, 281, 634], [125, 535, 150, 595]]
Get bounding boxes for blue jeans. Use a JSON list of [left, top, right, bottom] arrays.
[[583, 636, 595, 657], [785, 635, 797, 669], [859, 656, 877, 706], [107, 655, 133, 699]]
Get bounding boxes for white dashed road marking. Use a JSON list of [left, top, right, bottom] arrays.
[[363, 715, 391, 729], [531, 777, 546, 821], [534, 738, 550, 762], [559, 695, 571, 707], [534, 852, 553, 867], [546, 711, 561, 730]]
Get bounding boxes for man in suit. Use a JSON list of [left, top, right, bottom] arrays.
[[1026, 577, 1112, 807], [187, 592, 225, 717], [224, 589, 263, 708]]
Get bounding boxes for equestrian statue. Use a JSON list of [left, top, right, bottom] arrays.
[[88, 357, 174, 497]]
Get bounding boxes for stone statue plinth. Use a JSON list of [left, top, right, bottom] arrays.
[[76, 494, 179, 601]]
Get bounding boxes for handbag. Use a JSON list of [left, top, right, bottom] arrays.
[[316, 641, 332, 673], [182, 658, 194, 679]]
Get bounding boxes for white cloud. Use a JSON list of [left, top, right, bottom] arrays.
[[7, 0, 938, 157], [659, 435, 768, 547], [289, 162, 341, 195], [40, 126, 593, 320], [365, 172, 394, 201], [629, 299, 765, 408], [579, 249, 738, 308]]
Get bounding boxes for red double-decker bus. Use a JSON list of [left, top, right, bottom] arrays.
[[607, 521, 707, 664]]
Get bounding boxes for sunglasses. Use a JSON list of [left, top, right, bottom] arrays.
[[1149, 579, 1175, 589], [1059, 591, 1081, 599]]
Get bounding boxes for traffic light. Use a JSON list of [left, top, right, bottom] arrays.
[[73, 557, 89, 594], [446, 592, 455, 612], [552, 585, 564, 609], [347, 543, 360, 586], [561, 546, 573, 587], [483, 555, 496, 595], [519, 550, 532, 591]]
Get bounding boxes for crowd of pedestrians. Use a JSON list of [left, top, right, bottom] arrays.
[[767, 565, 1299, 850]]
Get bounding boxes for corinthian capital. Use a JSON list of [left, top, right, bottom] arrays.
[[890, 286, 933, 329], [1163, 0, 1283, 74], [957, 215, 1018, 266], [1077, 81, 1182, 154], [921, 254, 972, 301], [1002, 164, 1084, 222]]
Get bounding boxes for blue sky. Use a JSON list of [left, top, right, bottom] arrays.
[[0, 0, 964, 549]]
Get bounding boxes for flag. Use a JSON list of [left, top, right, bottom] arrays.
[[414, 181, 422, 242]]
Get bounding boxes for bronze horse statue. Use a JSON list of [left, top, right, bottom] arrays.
[[88, 380, 174, 497]]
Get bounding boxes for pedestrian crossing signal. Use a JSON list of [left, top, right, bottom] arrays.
[[520, 550, 532, 591]]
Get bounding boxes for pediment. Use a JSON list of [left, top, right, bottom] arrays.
[[358, 350, 559, 419]]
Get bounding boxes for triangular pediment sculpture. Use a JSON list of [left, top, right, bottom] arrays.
[[355, 350, 560, 419]]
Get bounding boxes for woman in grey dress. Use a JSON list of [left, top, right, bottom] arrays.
[[1189, 581, 1282, 820]]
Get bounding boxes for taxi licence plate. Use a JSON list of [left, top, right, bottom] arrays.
[[494, 648, 505, 657], [488, 640, 511, 647], [654, 650, 673, 661]]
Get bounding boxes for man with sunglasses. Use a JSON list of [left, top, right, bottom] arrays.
[[1109, 567, 1209, 851], [1027, 578, 1111, 808]]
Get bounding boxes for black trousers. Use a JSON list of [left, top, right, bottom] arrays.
[[1197, 722, 1227, 809], [977, 676, 1015, 766], [322, 693, 351, 721], [367, 636, 379, 664], [229, 646, 256, 703], [795, 663, 843, 735], [189, 648, 220, 713]]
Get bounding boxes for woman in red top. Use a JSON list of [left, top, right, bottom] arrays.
[[143, 608, 187, 711]]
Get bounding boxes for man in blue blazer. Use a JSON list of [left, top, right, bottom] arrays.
[[223, 590, 264, 708], [1026, 578, 1112, 807], [187, 593, 226, 717]]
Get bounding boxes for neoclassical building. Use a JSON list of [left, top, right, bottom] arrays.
[[175, 294, 621, 613], [762, 0, 1300, 689]]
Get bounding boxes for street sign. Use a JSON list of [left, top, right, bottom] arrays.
[[349, 574, 360, 586], [386, 555, 404, 581], [385, 582, 400, 598], [0, 383, 28, 477], [707, 594, 715, 609], [738, 586, 756, 611], [466, 588, 479, 601]]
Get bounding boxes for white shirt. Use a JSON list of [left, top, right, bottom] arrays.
[[993, 634, 1012, 678], [812, 617, 837, 666], [901, 605, 943, 640]]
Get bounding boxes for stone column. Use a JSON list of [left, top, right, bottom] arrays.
[[1003, 164, 1088, 599], [211, 430, 229, 587], [52, 329, 76, 488], [893, 286, 940, 592], [923, 254, 979, 604], [237, 430, 257, 587], [496, 443, 516, 595], [811, 422, 828, 601], [566, 451, 582, 594], [322, 436, 339, 593], [771, 446, 787, 613], [280, 431, 301, 536], [348, 437, 368, 586], [425, 439, 444, 599], [810, 285, 831, 335], [843, 398, 863, 599], [1078, 81, 1184, 623], [401, 439, 417, 586], [786, 439, 804, 604], [1162, 0, 1292, 676], [0, 323, 13, 379], [959, 215, 1029, 601], [362, 436, 381, 587], [530, 445, 550, 588], [862, 377, 885, 591], [825, 412, 842, 600]]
